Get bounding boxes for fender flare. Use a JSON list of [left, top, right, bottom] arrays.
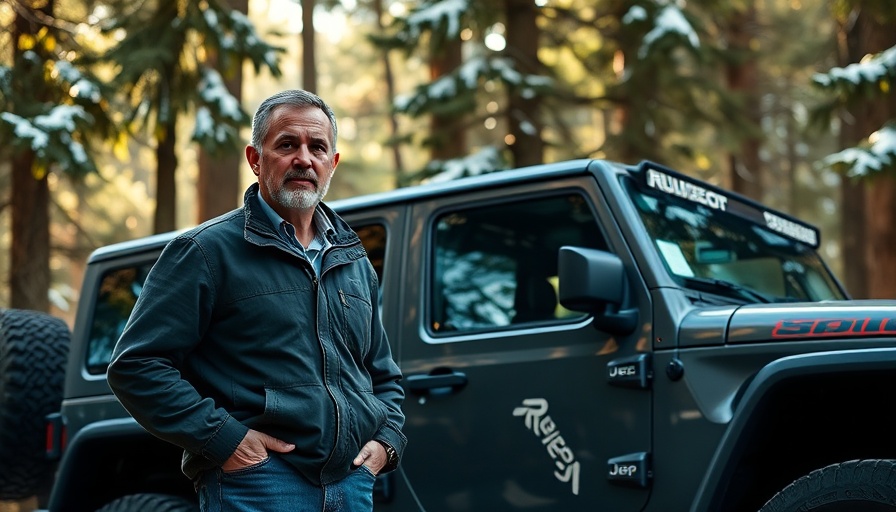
[[47, 417, 160, 512], [689, 346, 896, 512]]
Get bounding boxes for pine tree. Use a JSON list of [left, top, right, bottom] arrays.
[[0, 1, 116, 311], [373, 0, 553, 183], [813, 0, 896, 298], [94, 0, 283, 233]]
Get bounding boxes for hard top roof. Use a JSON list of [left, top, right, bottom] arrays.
[[86, 159, 608, 264]]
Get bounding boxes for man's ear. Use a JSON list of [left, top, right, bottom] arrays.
[[246, 146, 260, 175]]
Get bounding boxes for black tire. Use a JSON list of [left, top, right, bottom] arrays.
[[0, 308, 70, 499], [760, 459, 896, 511], [96, 493, 198, 512]]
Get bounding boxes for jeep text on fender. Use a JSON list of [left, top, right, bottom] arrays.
[[39, 160, 896, 512]]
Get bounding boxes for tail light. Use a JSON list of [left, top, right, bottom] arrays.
[[45, 412, 67, 460]]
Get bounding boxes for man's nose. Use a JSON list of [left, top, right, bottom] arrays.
[[292, 145, 313, 168]]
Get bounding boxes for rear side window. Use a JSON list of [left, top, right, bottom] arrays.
[[430, 193, 608, 335], [354, 223, 387, 283], [86, 264, 153, 374]]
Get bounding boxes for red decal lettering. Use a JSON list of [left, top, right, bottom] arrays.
[[773, 320, 814, 337]]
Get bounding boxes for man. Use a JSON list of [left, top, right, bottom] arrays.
[[107, 89, 406, 511]]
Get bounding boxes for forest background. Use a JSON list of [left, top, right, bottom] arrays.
[[1, 0, 895, 328]]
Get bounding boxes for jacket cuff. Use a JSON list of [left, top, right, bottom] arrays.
[[375, 423, 407, 472], [200, 415, 249, 466]]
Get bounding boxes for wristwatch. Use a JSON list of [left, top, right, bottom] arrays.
[[375, 439, 399, 470]]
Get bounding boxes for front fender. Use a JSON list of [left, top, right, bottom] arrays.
[[690, 346, 896, 512]]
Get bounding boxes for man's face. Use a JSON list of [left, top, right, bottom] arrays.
[[247, 105, 339, 212]]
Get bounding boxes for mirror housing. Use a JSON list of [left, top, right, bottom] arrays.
[[558, 246, 638, 335]]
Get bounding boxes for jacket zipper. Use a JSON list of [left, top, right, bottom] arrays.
[[313, 271, 343, 482]]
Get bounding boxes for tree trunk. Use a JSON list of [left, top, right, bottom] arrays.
[[9, 3, 53, 313], [373, 0, 404, 186], [847, 8, 896, 299], [839, 178, 866, 297], [836, 9, 867, 298], [197, 135, 242, 224], [302, 0, 317, 93], [504, 0, 544, 167], [10, 153, 50, 312], [153, 117, 179, 234], [429, 38, 465, 161], [865, 173, 896, 298], [197, 0, 246, 222], [724, 5, 763, 201]]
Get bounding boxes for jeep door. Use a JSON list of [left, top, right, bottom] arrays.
[[387, 175, 652, 511]]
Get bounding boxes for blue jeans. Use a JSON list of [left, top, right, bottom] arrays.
[[196, 455, 376, 512]]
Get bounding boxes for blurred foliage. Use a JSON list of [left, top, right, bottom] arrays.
[[1, 0, 893, 314], [0, 23, 116, 179], [91, 0, 284, 154]]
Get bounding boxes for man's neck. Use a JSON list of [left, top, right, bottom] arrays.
[[292, 218, 317, 248]]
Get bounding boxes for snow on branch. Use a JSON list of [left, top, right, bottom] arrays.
[[394, 56, 553, 116], [813, 45, 896, 90], [406, 0, 468, 39], [192, 69, 247, 149], [822, 123, 896, 176], [637, 5, 700, 59], [197, 68, 244, 122], [196, 3, 283, 75], [423, 146, 506, 183], [1, 105, 94, 173], [53, 61, 102, 103]]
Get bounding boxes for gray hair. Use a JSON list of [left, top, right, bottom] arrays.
[[249, 89, 338, 154]]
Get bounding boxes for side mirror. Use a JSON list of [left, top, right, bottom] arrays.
[[558, 246, 638, 335]]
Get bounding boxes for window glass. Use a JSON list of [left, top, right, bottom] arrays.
[[86, 264, 153, 374], [355, 224, 387, 282], [623, 177, 845, 303], [431, 193, 607, 334]]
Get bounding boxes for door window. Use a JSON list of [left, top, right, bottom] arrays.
[[430, 193, 608, 335]]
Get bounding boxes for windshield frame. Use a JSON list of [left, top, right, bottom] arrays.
[[620, 161, 846, 304]]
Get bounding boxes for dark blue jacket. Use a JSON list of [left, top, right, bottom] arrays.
[[108, 184, 406, 485]]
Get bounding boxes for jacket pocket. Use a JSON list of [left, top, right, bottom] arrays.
[[347, 389, 388, 449], [335, 282, 373, 358], [261, 383, 334, 463]]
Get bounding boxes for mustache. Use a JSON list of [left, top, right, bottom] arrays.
[[283, 169, 318, 186]]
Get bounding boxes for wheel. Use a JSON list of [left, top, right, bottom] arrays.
[[96, 493, 197, 511], [760, 459, 896, 511], [0, 309, 70, 499]]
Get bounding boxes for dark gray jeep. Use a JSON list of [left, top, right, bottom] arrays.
[[3, 159, 896, 511]]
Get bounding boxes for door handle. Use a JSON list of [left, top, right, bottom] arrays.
[[406, 368, 468, 397]]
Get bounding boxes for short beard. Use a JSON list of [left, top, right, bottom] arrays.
[[266, 169, 330, 210]]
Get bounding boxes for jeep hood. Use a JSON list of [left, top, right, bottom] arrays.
[[678, 300, 896, 347]]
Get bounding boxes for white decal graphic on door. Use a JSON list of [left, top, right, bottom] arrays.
[[513, 398, 581, 495]]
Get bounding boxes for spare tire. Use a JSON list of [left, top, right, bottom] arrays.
[[0, 308, 70, 499]]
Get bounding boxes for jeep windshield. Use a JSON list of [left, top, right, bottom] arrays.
[[622, 162, 846, 304]]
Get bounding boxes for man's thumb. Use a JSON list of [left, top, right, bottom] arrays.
[[261, 433, 295, 453]]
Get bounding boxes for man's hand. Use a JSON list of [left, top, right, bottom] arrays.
[[352, 440, 387, 475], [221, 429, 295, 472]]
